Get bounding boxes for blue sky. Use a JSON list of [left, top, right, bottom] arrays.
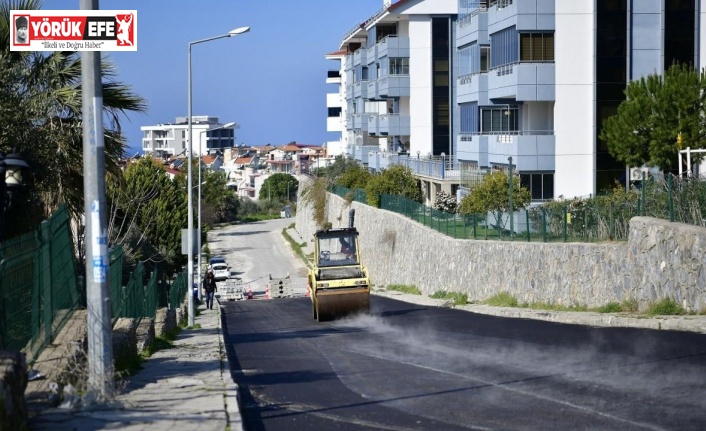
[[42, 0, 385, 154]]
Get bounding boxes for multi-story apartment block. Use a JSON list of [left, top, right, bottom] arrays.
[[330, 0, 705, 203], [325, 50, 347, 157], [141, 116, 236, 159]]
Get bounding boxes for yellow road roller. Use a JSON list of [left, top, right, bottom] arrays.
[[308, 227, 370, 322]]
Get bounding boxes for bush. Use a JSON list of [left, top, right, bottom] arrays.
[[646, 298, 685, 316], [485, 292, 518, 307]]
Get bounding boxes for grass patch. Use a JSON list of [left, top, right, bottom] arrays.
[[595, 302, 623, 313], [484, 292, 518, 307], [646, 298, 685, 316], [524, 302, 588, 312], [240, 213, 281, 223], [282, 227, 311, 267], [386, 284, 421, 295], [430, 290, 468, 306], [114, 353, 143, 378]]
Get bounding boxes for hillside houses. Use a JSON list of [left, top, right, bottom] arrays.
[[125, 142, 324, 200]]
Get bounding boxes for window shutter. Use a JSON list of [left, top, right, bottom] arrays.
[[520, 33, 531, 61], [545, 33, 555, 61]]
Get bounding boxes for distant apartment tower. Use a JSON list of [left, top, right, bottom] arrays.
[[325, 50, 347, 157], [141, 116, 236, 158], [332, 0, 705, 201]]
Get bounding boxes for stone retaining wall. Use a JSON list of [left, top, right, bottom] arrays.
[[295, 188, 706, 311]]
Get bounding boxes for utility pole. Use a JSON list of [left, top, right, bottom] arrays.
[[81, 0, 114, 402]]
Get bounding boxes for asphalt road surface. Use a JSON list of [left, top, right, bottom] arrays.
[[212, 219, 706, 430]]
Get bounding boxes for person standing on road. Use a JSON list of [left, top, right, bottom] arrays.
[[203, 270, 218, 310]]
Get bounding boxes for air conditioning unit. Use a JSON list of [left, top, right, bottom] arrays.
[[629, 167, 650, 181]]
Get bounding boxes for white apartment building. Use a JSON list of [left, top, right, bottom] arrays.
[[141, 116, 237, 159], [329, 0, 706, 202]]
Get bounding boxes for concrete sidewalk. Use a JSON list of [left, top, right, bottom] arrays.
[[28, 302, 242, 431]]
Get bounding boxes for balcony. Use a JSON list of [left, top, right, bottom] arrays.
[[457, 131, 555, 171], [457, 73, 488, 104], [353, 80, 369, 99], [353, 114, 369, 131], [376, 114, 410, 136], [376, 35, 410, 59], [366, 115, 378, 134], [365, 45, 377, 66], [367, 80, 379, 100], [367, 150, 394, 172], [488, 0, 518, 33], [368, 152, 461, 180], [345, 84, 353, 100], [326, 70, 341, 84], [457, 9, 489, 47], [378, 75, 410, 98], [353, 145, 380, 165], [327, 115, 343, 133], [488, 63, 555, 101], [344, 54, 353, 71], [346, 115, 354, 130], [353, 48, 367, 66]]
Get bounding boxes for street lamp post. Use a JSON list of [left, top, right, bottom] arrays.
[[196, 122, 235, 301], [287, 180, 293, 202], [187, 26, 250, 326], [0, 150, 29, 243]]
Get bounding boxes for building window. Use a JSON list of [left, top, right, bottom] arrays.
[[480, 46, 490, 72], [388, 57, 409, 75], [460, 43, 490, 75], [520, 33, 554, 62], [520, 172, 554, 201], [375, 24, 397, 42], [490, 26, 518, 68], [480, 106, 518, 133], [460, 102, 479, 133], [459, 44, 473, 76], [328, 107, 342, 117]]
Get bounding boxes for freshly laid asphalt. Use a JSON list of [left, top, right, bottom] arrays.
[[25, 223, 706, 430]]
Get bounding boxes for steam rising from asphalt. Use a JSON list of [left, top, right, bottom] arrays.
[[327, 312, 706, 427]]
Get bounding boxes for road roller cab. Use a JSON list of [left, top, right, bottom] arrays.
[[308, 227, 370, 321]]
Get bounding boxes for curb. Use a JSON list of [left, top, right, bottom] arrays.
[[217, 304, 243, 431], [373, 290, 706, 334]]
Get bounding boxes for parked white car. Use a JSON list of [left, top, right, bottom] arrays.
[[208, 256, 226, 270], [211, 263, 230, 281]]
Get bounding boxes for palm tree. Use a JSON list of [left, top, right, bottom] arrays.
[[0, 0, 147, 238]]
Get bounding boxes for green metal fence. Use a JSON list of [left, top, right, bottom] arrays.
[[0, 205, 81, 360], [1, 205, 189, 364], [169, 272, 188, 311], [331, 185, 367, 204], [108, 252, 177, 326], [109, 245, 124, 323], [334, 174, 706, 243]]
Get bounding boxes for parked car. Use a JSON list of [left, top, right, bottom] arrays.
[[208, 256, 226, 270], [211, 263, 230, 281]]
